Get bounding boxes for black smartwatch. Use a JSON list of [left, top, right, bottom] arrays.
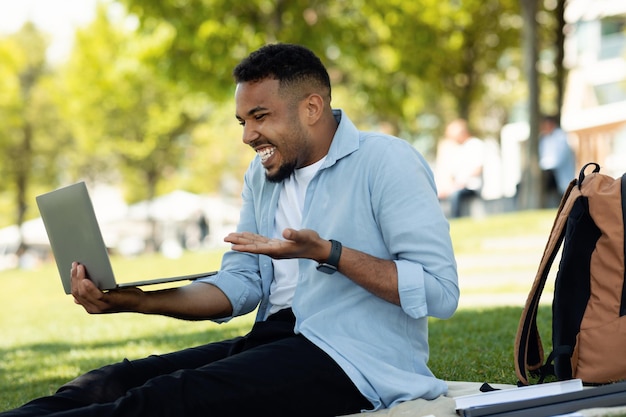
[[316, 239, 342, 274]]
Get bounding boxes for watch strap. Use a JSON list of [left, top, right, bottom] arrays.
[[325, 239, 342, 268]]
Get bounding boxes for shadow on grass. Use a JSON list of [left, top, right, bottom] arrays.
[[0, 321, 251, 411], [429, 305, 552, 385]]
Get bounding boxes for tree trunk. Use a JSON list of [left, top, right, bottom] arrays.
[[554, 0, 567, 113], [145, 174, 159, 253], [518, 0, 542, 210]]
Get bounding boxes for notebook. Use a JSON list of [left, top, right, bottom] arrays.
[[36, 181, 216, 294], [457, 379, 626, 417], [455, 379, 583, 411]]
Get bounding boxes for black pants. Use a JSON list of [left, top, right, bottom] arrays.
[[448, 188, 477, 218], [0, 309, 370, 417], [541, 169, 562, 208]]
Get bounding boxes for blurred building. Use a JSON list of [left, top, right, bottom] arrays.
[[499, 0, 626, 198], [561, 0, 626, 178]]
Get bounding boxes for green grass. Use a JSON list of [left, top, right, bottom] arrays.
[[0, 210, 558, 412], [0, 249, 256, 411], [448, 209, 557, 254], [429, 306, 551, 383]]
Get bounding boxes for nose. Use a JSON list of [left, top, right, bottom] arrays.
[[242, 122, 260, 145]]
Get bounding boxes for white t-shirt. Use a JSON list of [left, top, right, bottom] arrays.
[[268, 158, 325, 315]]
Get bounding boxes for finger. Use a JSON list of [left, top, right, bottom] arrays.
[[73, 279, 105, 311], [282, 228, 297, 240], [225, 232, 271, 245], [224, 232, 250, 243], [238, 232, 271, 243], [71, 263, 86, 295], [71, 265, 110, 313]]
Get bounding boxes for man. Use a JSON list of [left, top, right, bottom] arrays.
[[1, 43, 458, 417], [435, 119, 485, 218], [538, 115, 575, 205]]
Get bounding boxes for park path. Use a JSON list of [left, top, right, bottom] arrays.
[[455, 234, 557, 309]]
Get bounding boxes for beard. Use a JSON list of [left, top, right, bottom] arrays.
[[265, 159, 297, 183], [263, 117, 310, 183]]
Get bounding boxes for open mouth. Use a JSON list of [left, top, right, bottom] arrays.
[[257, 146, 276, 164]]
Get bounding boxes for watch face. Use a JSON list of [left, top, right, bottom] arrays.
[[316, 263, 337, 274]]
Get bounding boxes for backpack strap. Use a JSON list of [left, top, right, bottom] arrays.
[[514, 163, 598, 385]]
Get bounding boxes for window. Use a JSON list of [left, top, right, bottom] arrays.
[[599, 17, 626, 60]]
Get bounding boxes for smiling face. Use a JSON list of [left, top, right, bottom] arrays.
[[235, 78, 317, 183]]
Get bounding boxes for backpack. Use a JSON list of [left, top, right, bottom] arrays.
[[515, 162, 626, 386]]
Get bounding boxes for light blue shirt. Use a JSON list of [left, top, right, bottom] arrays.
[[539, 127, 576, 194], [199, 110, 459, 411]]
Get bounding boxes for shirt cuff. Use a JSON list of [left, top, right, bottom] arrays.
[[395, 259, 427, 318]]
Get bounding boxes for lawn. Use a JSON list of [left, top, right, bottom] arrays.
[[0, 210, 557, 412]]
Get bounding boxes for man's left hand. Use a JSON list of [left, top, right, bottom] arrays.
[[224, 228, 329, 262]]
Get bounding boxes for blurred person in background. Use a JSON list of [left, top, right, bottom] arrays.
[[538, 114, 575, 207], [435, 119, 485, 218]]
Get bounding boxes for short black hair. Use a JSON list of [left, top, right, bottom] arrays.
[[233, 43, 331, 98]]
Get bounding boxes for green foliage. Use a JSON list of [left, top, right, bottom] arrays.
[[350, 0, 523, 131], [56, 5, 210, 202], [119, 0, 526, 142], [175, 101, 253, 196], [0, 23, 72, 227]]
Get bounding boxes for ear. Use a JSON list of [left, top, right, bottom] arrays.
[[301, 93, 324, 125]]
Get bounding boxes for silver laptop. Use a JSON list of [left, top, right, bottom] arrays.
[[36, 181, 216, 294]]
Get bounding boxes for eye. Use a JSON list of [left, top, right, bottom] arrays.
[[236, 111, 268, 127]]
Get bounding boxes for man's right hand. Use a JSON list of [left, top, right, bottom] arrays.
[[71, 262, 143, 314], [70, 262, 233, 320]]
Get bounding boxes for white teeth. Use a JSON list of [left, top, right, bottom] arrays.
[[258, 147, 276, 163]]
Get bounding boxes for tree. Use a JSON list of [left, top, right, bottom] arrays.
[[537, 0, 567, 115], [57, 6, 208, 249], [56, 0, 564, 214], [552, 0, 567, 113], [117, 0, 523, 147], [335, 0, 523, 140], [119, 0, 340, 99], [515, 0, 567, 210], [0, 23, 70, 249], [518, 0, 542, 210]]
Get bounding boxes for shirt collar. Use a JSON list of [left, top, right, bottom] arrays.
[[323, 109, 360, 168]]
